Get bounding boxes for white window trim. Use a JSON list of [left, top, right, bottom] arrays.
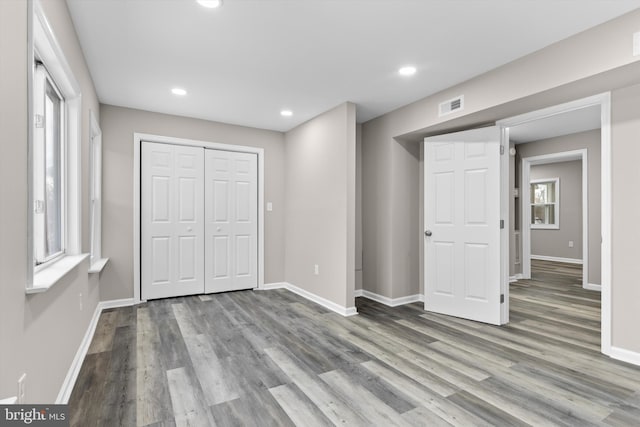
[[27, 0, 85, 292], [530, 177, 560, 230], [88, 110, 108, 274]]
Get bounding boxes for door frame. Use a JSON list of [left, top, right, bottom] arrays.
[[497, 92, 612, 356], [521, 150, 590, 290], [133, 133, 265, 303]]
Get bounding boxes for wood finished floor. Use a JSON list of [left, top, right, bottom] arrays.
[[70, 261, 640, 426]]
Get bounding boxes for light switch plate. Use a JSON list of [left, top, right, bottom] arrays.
[[266, 202, 273, 212]]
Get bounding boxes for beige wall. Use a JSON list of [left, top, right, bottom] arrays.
[[611, 83, 640, 354], [361, 10, 640, 353], [530, 160, 583, 260], [0, 0, 101, 402], [515, 130, 601, 284], [284, 103, 356, 309], [99, 105, 286, 301]]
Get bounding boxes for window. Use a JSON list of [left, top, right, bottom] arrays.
[[88, 110, 108, 273], [27, 0, 84, 292], [530, 178, 559, 229], [33, 63, 65, 265]]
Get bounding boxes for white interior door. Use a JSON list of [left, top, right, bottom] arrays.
[[424, 126, 503, 325], [142, 142, 204, 300], [205, 150, 258, 293]]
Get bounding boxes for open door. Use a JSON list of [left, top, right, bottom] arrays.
[[424, 126, 504, 325]]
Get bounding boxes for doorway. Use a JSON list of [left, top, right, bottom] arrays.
[[498, 93, 611, 355]]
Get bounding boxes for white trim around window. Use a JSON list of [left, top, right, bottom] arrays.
[[530, 177, 560, 230], [27, 0, 85, 292]]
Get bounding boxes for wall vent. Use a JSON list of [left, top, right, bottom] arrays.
[[438, 95, 464, 117]]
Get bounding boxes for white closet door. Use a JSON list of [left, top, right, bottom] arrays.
[[205, 150, 258, 293], [142, 142, 205, 300]]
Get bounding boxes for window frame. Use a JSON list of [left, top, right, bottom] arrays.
[[27, 0, 85, 292], [88, 110, 108, 273], [530, 177, 560, 230]]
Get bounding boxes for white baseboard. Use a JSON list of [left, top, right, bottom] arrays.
[[0, 397, 17, 404], [509, 274, 524, 283], [530, 255, 583, 264], [354, 289, 363, 297], [56, 298, 136, 404], [355, 289, 424, 307], [610, 346, 640, 366], [260, 282, 357, 316], [584, 283, 602, 292]]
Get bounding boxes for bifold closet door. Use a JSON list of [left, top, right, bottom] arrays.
[[141, 142, 205, 300], [205, 150, 258, 293]]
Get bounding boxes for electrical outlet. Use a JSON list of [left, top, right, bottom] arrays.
[[568, 241, 574, 248], [314, 264, 319, 275], [79, 293, 83, 311], [17, 374, 26, 404]]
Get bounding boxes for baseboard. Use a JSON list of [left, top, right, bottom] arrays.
[[99, 298, 136, 310], [260, 282, 357, 316], [610, 346, 640, 366], [584, 283, 602, 292], [356, 289, 424, 307], [509, 274, 523, 283], [0, 397, 17, 404], [354, 289, 363, 297], [56, 298, 136, 404], [259, 282, 287, 290], [530, 255, 583, 264]]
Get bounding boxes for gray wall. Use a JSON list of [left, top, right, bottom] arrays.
[[611, 83, 640, 354], [284, 103, 357, 309], [516, 130, 601, 284], [530, 160, 583, 260], [99, 105, 286, 301], [361, 9, 640, 353], [355, 124, 363, 291], [0, 0, 101, 402]]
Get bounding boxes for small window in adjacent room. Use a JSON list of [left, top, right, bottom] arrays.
[[530, 178, 559, 229]]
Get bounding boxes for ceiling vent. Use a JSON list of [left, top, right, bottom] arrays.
[[439, 95, 464, 117]]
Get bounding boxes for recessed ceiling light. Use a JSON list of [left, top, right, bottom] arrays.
[[280, 110, 293, 117], [171, 88, 187, 96], [398, 66, 417, 76], [197, 0, 223, 8]]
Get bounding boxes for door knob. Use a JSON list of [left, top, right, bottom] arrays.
[[424, 230, 432, 237], [187, 227, 192, 232]]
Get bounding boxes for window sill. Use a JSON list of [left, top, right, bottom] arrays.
[[27, 254, 89, 294], [89, 258, 109, 274]]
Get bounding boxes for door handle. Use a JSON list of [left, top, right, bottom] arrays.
[[424, 230, 432, 237], [187, 227, 193, 232]]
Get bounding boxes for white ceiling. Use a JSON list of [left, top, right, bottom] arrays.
[[66, 0, 640, 132], [509, 105, 601, 144]]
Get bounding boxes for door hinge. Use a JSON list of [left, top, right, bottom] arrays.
[[500, 294, 505, 304], [500, 219, 504, 229], [500, 145, 505, 155]]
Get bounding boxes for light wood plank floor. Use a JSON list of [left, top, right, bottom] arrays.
[[69, 261, 640, 426]]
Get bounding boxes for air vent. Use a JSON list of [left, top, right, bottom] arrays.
[[438, 95, 464, 117]]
